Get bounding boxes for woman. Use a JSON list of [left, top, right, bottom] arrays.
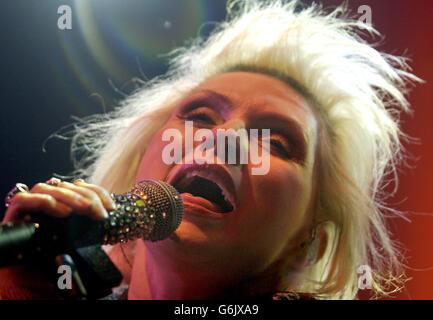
[[1, 0, 420, 299]]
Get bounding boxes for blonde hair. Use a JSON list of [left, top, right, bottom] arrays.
[[69, 0, 420, 299]]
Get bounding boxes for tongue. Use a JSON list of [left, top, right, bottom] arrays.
[[180, 193, 224, 213]]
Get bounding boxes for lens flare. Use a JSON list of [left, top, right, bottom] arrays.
[[57, 0, 215, 103]]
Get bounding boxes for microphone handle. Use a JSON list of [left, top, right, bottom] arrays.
[[0, 214, 108, 268], [0, 191, 156, 267], [0, 222, 37, 267], [0, 179, 183, 268]]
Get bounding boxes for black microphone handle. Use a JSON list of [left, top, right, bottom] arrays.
[[0, 222, 38, 267], [0, 180, 183, 268], [0, 215, 104, 268]]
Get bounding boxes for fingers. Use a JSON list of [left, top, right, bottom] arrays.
[[4, 192, 72, 222], [3, 179, 115, 224], [30, 182, 109, 221], [72, 180, 116, 211], [58, 181, 114, 220]]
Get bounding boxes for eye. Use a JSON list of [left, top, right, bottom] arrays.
[[261, 134, 292, 159], [270, 138, 291, 158], [178, 107, 217, 125]]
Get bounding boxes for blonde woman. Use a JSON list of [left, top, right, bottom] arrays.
[[1, 0, 420, 299]]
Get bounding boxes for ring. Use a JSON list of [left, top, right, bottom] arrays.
[[45, 177, 61, 187], [5, 183, 29, 208]]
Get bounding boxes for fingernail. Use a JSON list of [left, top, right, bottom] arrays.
[[109, 197, 116, 210], [96, 204, 109, 220], [101, 192, 116, 211], [103, 208, 109, 219], [73, 178, 85, 184]]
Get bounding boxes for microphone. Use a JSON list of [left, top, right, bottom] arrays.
[[0, 179, 183, 268]]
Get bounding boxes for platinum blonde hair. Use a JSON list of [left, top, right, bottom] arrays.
[[70, 0, 420, 299]]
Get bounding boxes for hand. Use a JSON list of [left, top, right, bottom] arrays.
[[0, 179, 117, 299], [3, 179, 116, 223]]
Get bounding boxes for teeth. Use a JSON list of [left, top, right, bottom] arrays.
[[178, 171, 195, 189], [214, 180, 235, 208], [176, 169, 235, 208]]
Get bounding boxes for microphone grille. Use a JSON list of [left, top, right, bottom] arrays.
[[129, 180, 183, 241]]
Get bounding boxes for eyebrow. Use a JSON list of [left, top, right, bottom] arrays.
[[251, 111, 309, 164], [187, 89, 233, 114]]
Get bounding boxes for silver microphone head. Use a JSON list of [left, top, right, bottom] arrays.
[[130, 180, 183, 241], [103, 180, 183, 244]]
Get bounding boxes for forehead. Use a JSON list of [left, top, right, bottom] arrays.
[[196, 72, 314, 116], [194, 71, 318, 143]]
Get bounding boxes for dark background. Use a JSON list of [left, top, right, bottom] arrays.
[[0, 0, 432, 299]]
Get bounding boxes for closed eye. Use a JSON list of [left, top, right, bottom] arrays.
[[259, 133, 293, 160], [269, 136, 291, 159], [178, 106, 218, 125]]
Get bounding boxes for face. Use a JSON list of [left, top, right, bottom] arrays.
[[135, 72, 319, 282]]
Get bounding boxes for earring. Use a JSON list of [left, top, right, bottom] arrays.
[[299, 227, 319, 265], [299, 227, 317, 249]]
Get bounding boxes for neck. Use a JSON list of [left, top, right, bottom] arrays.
[[128, 240, 237, 299], [127, 240, 290, 300]]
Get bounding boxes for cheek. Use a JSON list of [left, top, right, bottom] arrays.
[[253, 159, 311, 217], [243, 158, 313, 247], [224, 160, 314, 271], [135, 127, 172, 183]]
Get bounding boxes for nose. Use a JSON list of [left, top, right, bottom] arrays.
[[209, 119, 248, 166]]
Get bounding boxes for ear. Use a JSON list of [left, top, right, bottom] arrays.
[[305, 222, 328, 267], [289, 222, 329, 271]]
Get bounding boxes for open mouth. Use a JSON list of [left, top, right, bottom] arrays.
[[170, 165, 236, 214]]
